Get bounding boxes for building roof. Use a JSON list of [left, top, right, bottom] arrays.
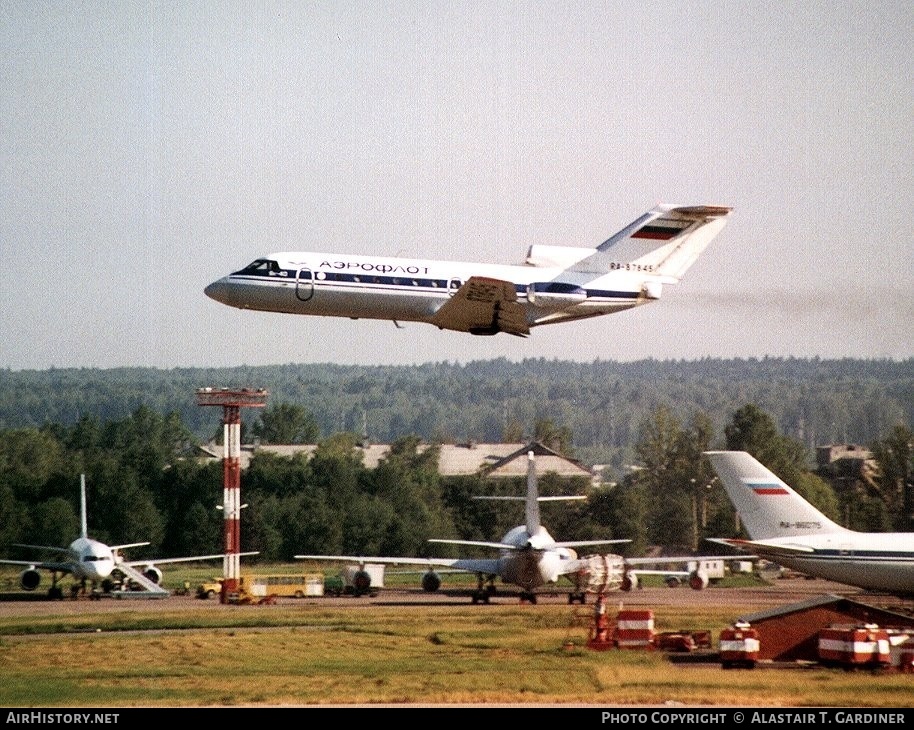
[[195, 440, 593, 479]]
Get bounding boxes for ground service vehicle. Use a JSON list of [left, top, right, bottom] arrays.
[[196, 578, 223, 599], [238, 574, 324, 599]]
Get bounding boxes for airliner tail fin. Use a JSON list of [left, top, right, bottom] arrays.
[[704, 451, 846, 540], [80, 474, 88, 540], [569, 204, 731, 280]]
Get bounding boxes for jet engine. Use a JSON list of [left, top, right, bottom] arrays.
[[688, 569, 709, 590], [576, 554, 625, 593], [141, 566, 163, 584], [421, 570, 441, 593], [19, 568, 41, 591]]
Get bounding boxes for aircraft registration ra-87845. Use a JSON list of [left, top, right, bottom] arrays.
[[0, 475, 257, 599], [205, 203, 732, 337], [705, 450, 914, 597], [297, 451, 743, 604]]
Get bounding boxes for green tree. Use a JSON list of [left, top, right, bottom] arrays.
[[870, 424, 914, 530], [534, 419, 573, 456], [252, 403, 320, 444], [723, 403, 840, 524]]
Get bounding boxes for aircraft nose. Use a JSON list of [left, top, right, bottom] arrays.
[[204, 278, 232, 305]]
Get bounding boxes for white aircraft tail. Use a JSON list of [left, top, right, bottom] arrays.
[[471, 451, 586, 540], [524, 451, 541, 534], [704, 451, 848, 540], [569, 204, 731, 282], [79, 474, 88, 540]]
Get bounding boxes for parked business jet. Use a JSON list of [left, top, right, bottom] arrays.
[[205, 203, 731, 337], [298, 452, 730, 603], [705, 450, 914, 597], [0, 475, 257, 598]]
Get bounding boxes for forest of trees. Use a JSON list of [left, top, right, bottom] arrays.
[[1, 361, 911, 568], [1, 357, 912, 475]]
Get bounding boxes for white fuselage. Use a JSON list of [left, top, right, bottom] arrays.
[[204, 251, 654, 329], [755, 533, 914, 595], [69, 537, 116, 583], [496, 525, 577, 591]]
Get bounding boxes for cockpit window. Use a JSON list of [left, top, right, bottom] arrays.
[[236, 259, 282, 276], [242, 259, 271, 273]]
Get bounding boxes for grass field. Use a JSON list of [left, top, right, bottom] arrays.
[[0, 564, 912, 708]]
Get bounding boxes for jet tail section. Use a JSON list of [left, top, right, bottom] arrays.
[[80, 474, 88, 540], [570, 204, 731, 280], [704, 451, 848, 540], [525, 451, 541, 535]]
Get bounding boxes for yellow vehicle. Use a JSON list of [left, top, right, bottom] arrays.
[[196, 578, 224, 599], [238, 574, 324, 600]]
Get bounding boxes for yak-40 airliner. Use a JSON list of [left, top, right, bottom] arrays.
[[705, 451, 914, 597], [298, 452, 742, 604], [0, 475, 257, 599], [205, 204, 731, 336]]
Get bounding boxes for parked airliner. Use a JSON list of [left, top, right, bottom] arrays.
[[0, 475, 257, 598], [205, 203, 731, 336], [298, 452, 734, 603], [705, 450, 914, 597]]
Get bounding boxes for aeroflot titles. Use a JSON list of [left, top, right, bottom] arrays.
[[599, 711, 906, 724], [319, 260, 431, 275]]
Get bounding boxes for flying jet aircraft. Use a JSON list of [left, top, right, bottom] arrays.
[[205, 203, 731, 337], [704, 450, 914, 597], [297, 452, 729, 604], [0, 475, 257, 599]]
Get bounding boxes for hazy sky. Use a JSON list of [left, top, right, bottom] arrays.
[[2, 1, 912, 371]]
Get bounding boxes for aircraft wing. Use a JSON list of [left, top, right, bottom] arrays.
[[0, 558, 75, 573], [706, 537, 813, 556], [11, 543, 69, 553], [296, 554, 461, 568], [430, 276, 530, 337], [553, 539, 630, 549], [295, 554, 502, 576], [623, 553, 759, 567], [121, 551, 259, 567]]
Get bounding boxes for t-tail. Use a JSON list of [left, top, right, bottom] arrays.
[[704, 451, 848, 540], [567, 204, 732, 284], [524, 451, 541, 535], [80, 474, 88, 540]]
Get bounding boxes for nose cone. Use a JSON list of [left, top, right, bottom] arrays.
[[87, 558, 114, 581], [204, 278, 233, 305]]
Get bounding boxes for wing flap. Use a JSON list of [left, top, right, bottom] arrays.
[[430, 276, 530, 337]]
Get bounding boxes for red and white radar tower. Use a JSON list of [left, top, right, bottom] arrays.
[[195, 387, 268, 602]]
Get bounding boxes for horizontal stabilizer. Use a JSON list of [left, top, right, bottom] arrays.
[[706, 537, 815, 556], [428, 538, 518, 551]]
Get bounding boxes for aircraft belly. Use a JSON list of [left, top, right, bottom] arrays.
[[230, 278, 443, 321], [530, 300, 637, 327], [501, 553, 546, 591], [785, 556, 914, 594]]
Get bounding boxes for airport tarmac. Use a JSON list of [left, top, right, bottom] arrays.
[[0, 575, 910, 618]]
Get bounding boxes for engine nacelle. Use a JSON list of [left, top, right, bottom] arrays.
[[421, 570, 441, 593], [576, 554, 625, 593], [20, 568, 41, 591], [688, 569, 709, 591], [620, 572, 639, 592], [142, 566, 163, 584]]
